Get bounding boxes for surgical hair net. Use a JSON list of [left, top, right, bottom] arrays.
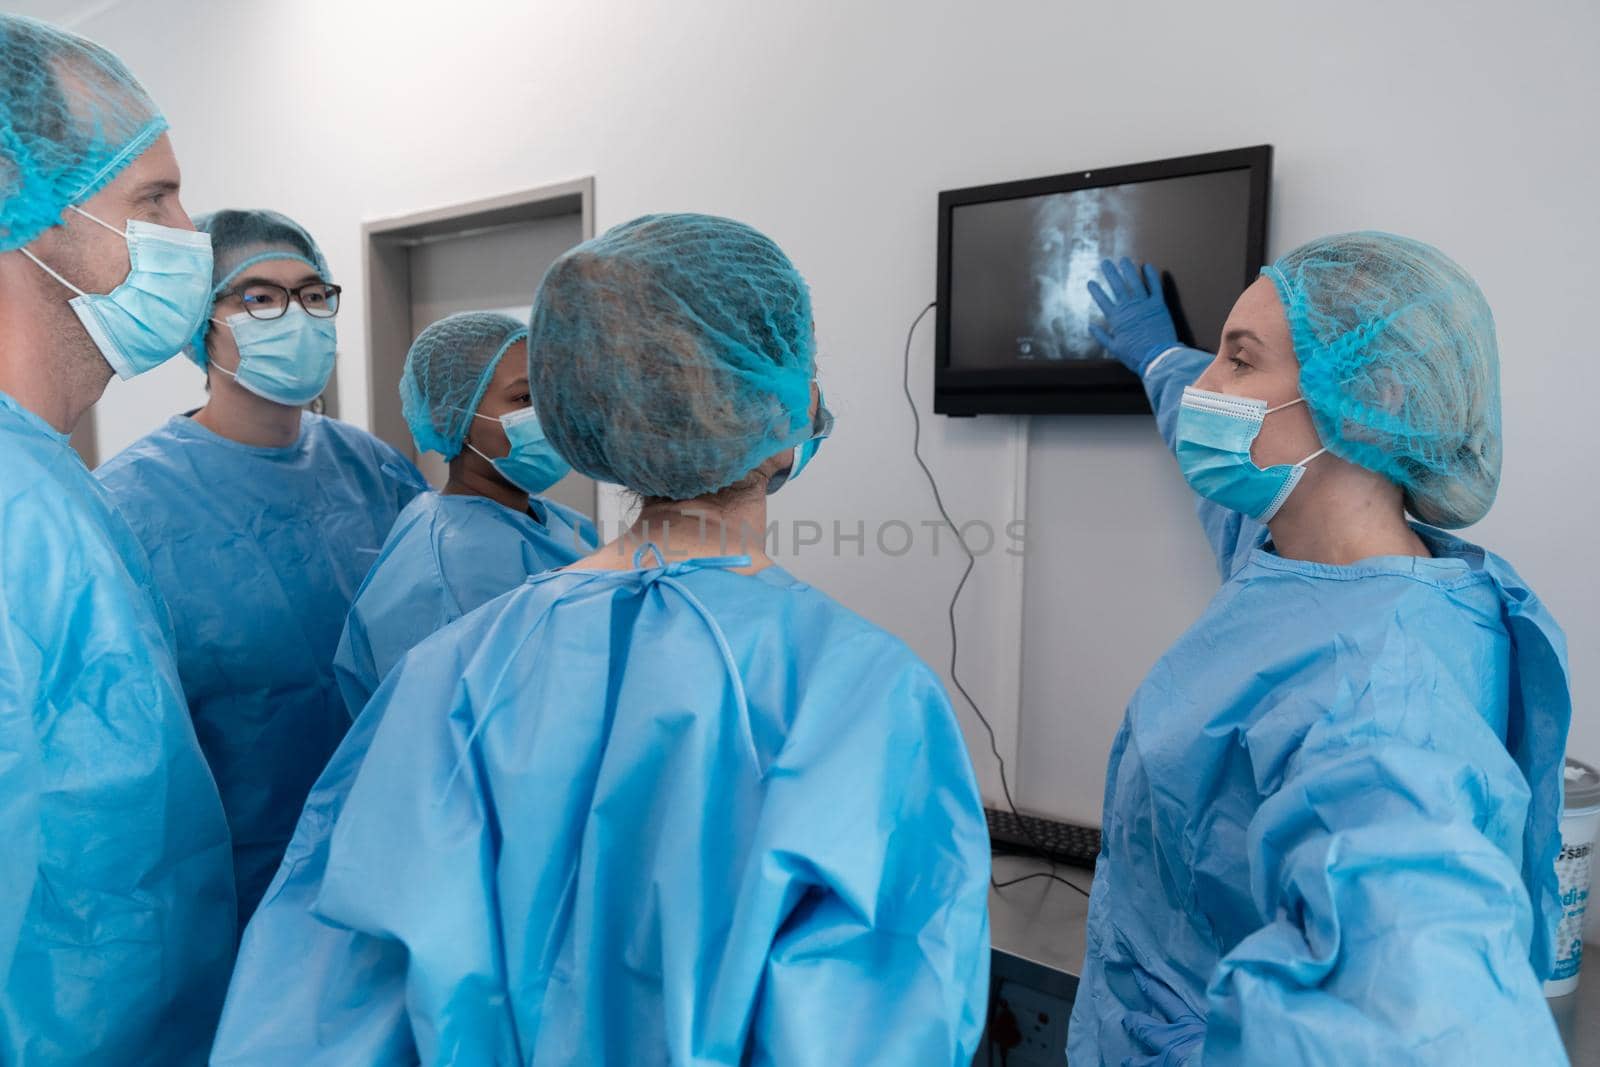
[[188, 208, 331, 367], [401, 311, 529, 458], [0, 14, 166, 251], [1264, 231, 1501, 529], [528, 213, 816, 501]]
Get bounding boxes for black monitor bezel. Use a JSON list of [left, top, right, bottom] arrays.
[[934, 145, 1272, 416]]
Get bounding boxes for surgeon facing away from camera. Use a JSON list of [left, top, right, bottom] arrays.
[[0, 14, 236, 1065], [1070, 240, 1571, 1065], [332, 310, 597, 718], [96, 208, 426, 927], [213, 212, 991, 1066]]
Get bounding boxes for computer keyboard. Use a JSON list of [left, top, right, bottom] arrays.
[[985, 807, 1101, 870]]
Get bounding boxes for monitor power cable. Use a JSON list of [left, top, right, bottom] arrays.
[[902, 299, 1088, 900]]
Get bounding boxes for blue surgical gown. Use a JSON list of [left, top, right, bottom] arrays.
[[1068, 348, 1571, 1065], [96, 412, 425, 925], [213, 557, 991, 1066], [0, 390, 235, 1065], [332, 490, 597, 717]]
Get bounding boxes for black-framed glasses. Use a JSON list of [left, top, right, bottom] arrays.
[[227, 281, 343, 320]]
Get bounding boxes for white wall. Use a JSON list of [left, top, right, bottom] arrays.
[[42, 0, 1599, 822]]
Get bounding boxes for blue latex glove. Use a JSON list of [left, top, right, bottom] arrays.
[[1120, 968, 1205, 1067], [1088, 257, 1180, 375]]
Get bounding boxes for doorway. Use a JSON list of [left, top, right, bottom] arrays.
[[362, 178, 596, 519]]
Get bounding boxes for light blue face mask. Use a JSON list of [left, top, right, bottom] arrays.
[[210, 305, 338, 407], [21, 206, 214, 380], [1175, 386, 1327, 522], [467, 405, 571, 495], [767, 390, 833, 495]]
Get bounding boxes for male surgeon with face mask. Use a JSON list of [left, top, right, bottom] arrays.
[[0, 13, 236, 1064], [96, 208, 427, 928]]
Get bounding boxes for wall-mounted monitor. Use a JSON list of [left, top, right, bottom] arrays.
[[935, 145, 1271, 416]]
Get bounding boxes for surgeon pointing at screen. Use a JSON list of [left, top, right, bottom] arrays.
[[1070, 241, 1571, 1066]]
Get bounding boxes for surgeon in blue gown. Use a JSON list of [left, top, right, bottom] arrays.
[[332, 311, 597, 717], [0, 15, 235, 1063], [96, 209, 426, 926], [213, 213, 991, 1066], [1068, 241, 1571, 1065]]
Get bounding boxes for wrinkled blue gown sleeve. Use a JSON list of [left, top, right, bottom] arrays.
[[0, 491, 46, 981], [0, 674, 39, 988], [209, 699, 413, 1067], [332, 547, 457, 721], [746, 663, 991, 1066], [1141, 346, 1262, 580], [1203, 674, 1566, 1064], [332, 497, 597, 719], [315, 634, 522, 1065]]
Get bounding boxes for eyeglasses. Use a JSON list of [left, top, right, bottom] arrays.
[[225, 281, 342, 321], [811, 404, 834, 441]]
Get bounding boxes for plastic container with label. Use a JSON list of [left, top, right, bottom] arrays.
[[1546, 758, 1600, 998]]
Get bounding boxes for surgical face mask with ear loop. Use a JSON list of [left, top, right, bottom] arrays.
[[1174, 386, 1327, 522], [20, 205, 214, 380], [209, 305, 338, 407], [466, 406, 571, 495]]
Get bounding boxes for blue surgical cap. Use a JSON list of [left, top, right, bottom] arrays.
[[528, 213, 816, 500], [401, 311, 529, 458], [0, 14, 167, 251], [188, 208, 331, 368], [1265, 231, 1501, 529]]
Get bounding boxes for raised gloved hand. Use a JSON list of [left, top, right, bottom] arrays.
[[1088, 257, 1180, 375], [1120, 967, 1205, 1067]]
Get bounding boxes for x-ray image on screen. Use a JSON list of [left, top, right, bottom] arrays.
[[1030, 186, 1128, 360], [947, 168, 1254, 371]]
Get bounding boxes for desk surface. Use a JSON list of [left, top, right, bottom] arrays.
[[988, 853, 1092, 978], [1552, 977, 1600, 1064], [988, 854, 1598, 1065]]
